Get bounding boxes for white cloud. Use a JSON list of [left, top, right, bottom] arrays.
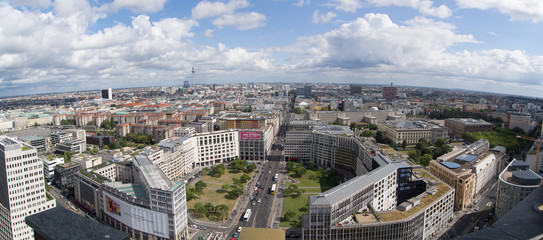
[[285, 13, 543, 96], [312, 10, 336, 23], [212, 12, 266, 30], [203, 29, 215, 37], [0, 3, 275, 96], [191, 0, 249, 19], [332, 0, 362, 13], [110, 0, 168, 13], [5, 0, 50, 8], [293, 0, 310, 7], [368, 0, 452, 18], [456, 0, 543, 22]]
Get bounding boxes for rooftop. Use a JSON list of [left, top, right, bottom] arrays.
[[378, 169, 453, 222], [309, 155, 409, 206], [447, 118, 492, 125], [499, 160, 542, 186], [106, 182, 148, 198], [438, 151, 495, 174], [25, 207, 130, 240]]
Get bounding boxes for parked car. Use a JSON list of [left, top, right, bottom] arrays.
[[237, 227, 243, 232]]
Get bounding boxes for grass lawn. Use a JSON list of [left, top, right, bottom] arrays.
[[187, 171, 254, 222], [280, 195, 309, 228], [280, 169, 340, 227]]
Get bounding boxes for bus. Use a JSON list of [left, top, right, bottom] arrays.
[[274, 173, 279, 181], [271, 184, 276, 195], [243, 209, 252, 222]]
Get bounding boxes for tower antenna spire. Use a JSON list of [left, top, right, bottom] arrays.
[[192, 66, 196, 89]]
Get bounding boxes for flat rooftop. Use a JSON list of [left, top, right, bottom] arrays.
[[377, 169, 453, 222], [439, 151, 494, 174], [25, 206, 130, 240], [238, 227, 285, 240], [106, 182, 148, 198], [383, 120, 442, 130]]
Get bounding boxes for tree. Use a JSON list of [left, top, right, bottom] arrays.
[[375, 131, 388, 143], [420, 154, 433, 166], [294, 107, 302, 114], [186, 188, 198, 201], [86, 121, 95, 126], [221, 184, 232, 193], [215, 204, 229, 221], [211, 164, 226, 177], [195, 181, 207, 190], [245, 164, 257, 173], [60, 119, 76, 125], [100, 119, 116, 130], [232, 177, 242, 187], [240, 174, 251, 183], [225, 187, 243, 199], [201, 167, 211, 176], [283, 210, 296, 222], [401, 140, 407, 148], [361, 130, 376, 138], [367, 124, 378, 130], [193, 203, 206, 218]]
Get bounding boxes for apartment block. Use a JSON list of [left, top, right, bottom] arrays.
[[193, 130, 239, 168]]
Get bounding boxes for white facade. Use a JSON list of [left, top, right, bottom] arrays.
[[472, 153, 498, 195], [42, 157, 65, 182], [371, 170, 398, 211], [194, 130, 239, 168], [0, 137, 56, 240]]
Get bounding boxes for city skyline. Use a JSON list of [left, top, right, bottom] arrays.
[[1, 0, 543, 98]]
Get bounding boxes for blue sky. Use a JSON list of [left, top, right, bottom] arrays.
[[1, 0, 543, 98]]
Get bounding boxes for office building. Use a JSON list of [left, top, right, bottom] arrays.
[[193, 130, 239, 168], [183, 81, 190, 89], [74, 155, 188, 240], [303, 145, 454, 240], [350, 85, 362, 95], [0, 136, 56, 240], [55, 139, 86, 154], [101, 88, 112, 100], [53, 161, 82, 191], [495, 160, 542, 219], [42, 157, 64, 182], [382, 86, 397, 101], [284, 120, 318, 162], [429, 140, 500, 210], [378, 120, 448, 146], [444, 118, 493, 138], [506, 111, 532, 133], [156, 135, 196, 180]]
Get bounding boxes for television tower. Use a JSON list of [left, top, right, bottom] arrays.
[[192, 66, 196, 89]]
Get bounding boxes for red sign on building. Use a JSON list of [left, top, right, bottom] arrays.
[[240, 131, 261, 140]]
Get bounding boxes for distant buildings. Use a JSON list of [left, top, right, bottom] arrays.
[[382, 86, 397, 102], [506, 111, 532, 133], [444, 118, 493, 138], [350, 85, 362, 95], [378, 120, 448, 146], [495, 159, 542, 219], [101, 88, 112, 100], [0, 136, 56, 240]]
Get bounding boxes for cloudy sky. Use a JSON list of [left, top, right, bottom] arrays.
[[1, 0, 543, 98]]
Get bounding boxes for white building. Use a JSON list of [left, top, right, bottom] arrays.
[[157, 135, 196, 180], [42, 157, 65, 182], [193, 130, 239, 168], [0, 136, 56, 240], [472, 153, 498, 196]]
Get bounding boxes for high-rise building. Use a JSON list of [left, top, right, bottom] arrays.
[[382, 84, 397, 102], [183, 81, 190, 89], [506, 111, 532, 133], [101, 88, 112, 100], [0, 136, 56, 240], [350, 85, 362, 94], [304, 85, 312, 98]]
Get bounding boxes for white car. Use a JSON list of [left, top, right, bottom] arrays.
[[237, 227, 243, 232]]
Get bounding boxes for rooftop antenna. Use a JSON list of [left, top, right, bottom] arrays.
[[192, 66, 196, 89]]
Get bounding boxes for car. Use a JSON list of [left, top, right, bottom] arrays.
[[237, 227, 243, 232], [233, 232, 239, 238], [254, 187, 258, 191], [251, 201, 256, 206], [250, 197, 254, 201], [257, 198, 261, 203]]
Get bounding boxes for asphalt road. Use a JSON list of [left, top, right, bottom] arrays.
[[441, 181, 498, 239]]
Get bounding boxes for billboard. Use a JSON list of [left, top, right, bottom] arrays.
[[103, 193, 169, 238], [240, 131, 261, 140]]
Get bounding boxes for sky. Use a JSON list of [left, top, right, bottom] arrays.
[[1, 0, 543, 98]]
